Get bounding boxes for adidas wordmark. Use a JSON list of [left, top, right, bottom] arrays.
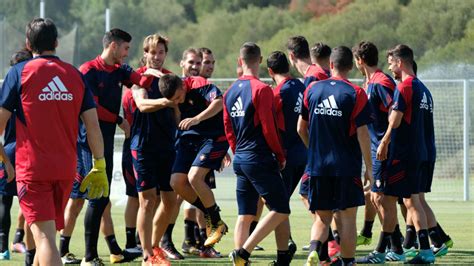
[[38, 76, 74, 101], [314, 95, 342, 117]]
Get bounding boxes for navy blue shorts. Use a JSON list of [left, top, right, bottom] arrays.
[[371, 158, 387, 193], [308, 176, 365, 212], [122, 139, 138, 198], [299, 168, 310, 196], [172, 135, 228, 174], [0, 145, 16, 196], [234, 161, 290, 215], [70, 144, 93, 199], [131, 150, 174, 193], [419, 161, 435, 193], [383, 160, 419, 199], [281, 164, 305, 197]]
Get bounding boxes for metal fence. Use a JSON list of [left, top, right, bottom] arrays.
[[0, 78, 472, 201]]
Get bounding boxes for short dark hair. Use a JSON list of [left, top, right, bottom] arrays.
[[310, 42, 331, 60], [330, 46, 353, 72], [159, 74, 183, 99], [103, 28, 132, 48], [267, 51, 289, 74], [352, 41, 378, 67], [198, 47, 213, 56], [413, 60, 417, 75], [26, 18, 58, 54], [286, 36, 310, 59], [387, 44, 414, 66], [182, 48, 201, 61], [10, 49, 33, 66], [240, 42, 261, 64]]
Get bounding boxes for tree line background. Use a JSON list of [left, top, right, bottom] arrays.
[[1, 0, 473, 79]]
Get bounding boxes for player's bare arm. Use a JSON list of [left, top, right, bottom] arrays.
[[132, 84, 175, 113], [357, 125, 374, 190], [297, 115, 309, 148], [178, 97, 223, 130]]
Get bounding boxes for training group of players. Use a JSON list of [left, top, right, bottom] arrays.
[[0, 18, 454, 266]]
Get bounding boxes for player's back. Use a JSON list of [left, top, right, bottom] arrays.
[[274, 78, 307, 165], [224, 76, 275, 164], [1, 55, 91, 181], [304, 77, 371, 176]]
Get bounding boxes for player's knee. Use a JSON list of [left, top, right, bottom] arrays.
[[170, 174, 186, 191], [140, 194, 158, 212], [188, 173, 204, 188]]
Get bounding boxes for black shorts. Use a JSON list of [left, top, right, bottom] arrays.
[[309, 175, 365, 211], [234, 161, 290, 215]]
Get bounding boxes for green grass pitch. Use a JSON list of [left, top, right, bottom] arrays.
[[5, 177, 474, 265]]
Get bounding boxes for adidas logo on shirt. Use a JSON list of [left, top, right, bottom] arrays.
[[294, 92, 303, 113], [314, 95, 342, 117], [420, 92, 430, 111], [38, 76, 73, 101], [230, 96, 245, 117]]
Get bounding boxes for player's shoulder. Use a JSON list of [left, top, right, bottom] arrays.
[[183, 76, 209, 91], [79, 56, 100, 74], [371, 70, 396, 90], [398, 76, 415, 92]]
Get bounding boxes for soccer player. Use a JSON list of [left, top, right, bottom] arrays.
[[351, 41, 407, 264], [309, 42, 331, 77], [161, 48, 203, 256], [62, 28, 153, 265], [287, 37, 340, 257], [225, 42, 290, 266], [0, 18, 108, 266], [129, 33, 180, 265], [131, 40, 185, 265], [376, 44, 446, 264], [266, 51, 307, 262], [297, 46, 373, 265], [170, 48, 229, 254]]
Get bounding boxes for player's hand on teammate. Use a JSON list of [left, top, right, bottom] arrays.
[[363, 169, 373, 192], [219, 152, 232, 172], [119, 119, 131, 138], [376, 141, 388, 161], [143, 68, 164, 78], [80, 158, 109, 199], [179, 117, 200, 130]]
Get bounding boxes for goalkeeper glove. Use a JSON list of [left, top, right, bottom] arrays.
[[79, 158, 109, 199]]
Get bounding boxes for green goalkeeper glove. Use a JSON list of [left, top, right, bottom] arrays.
[[79, 158, 109, 199]]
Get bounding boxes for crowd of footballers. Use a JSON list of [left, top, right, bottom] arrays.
[[0, 18, 453, 266]]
